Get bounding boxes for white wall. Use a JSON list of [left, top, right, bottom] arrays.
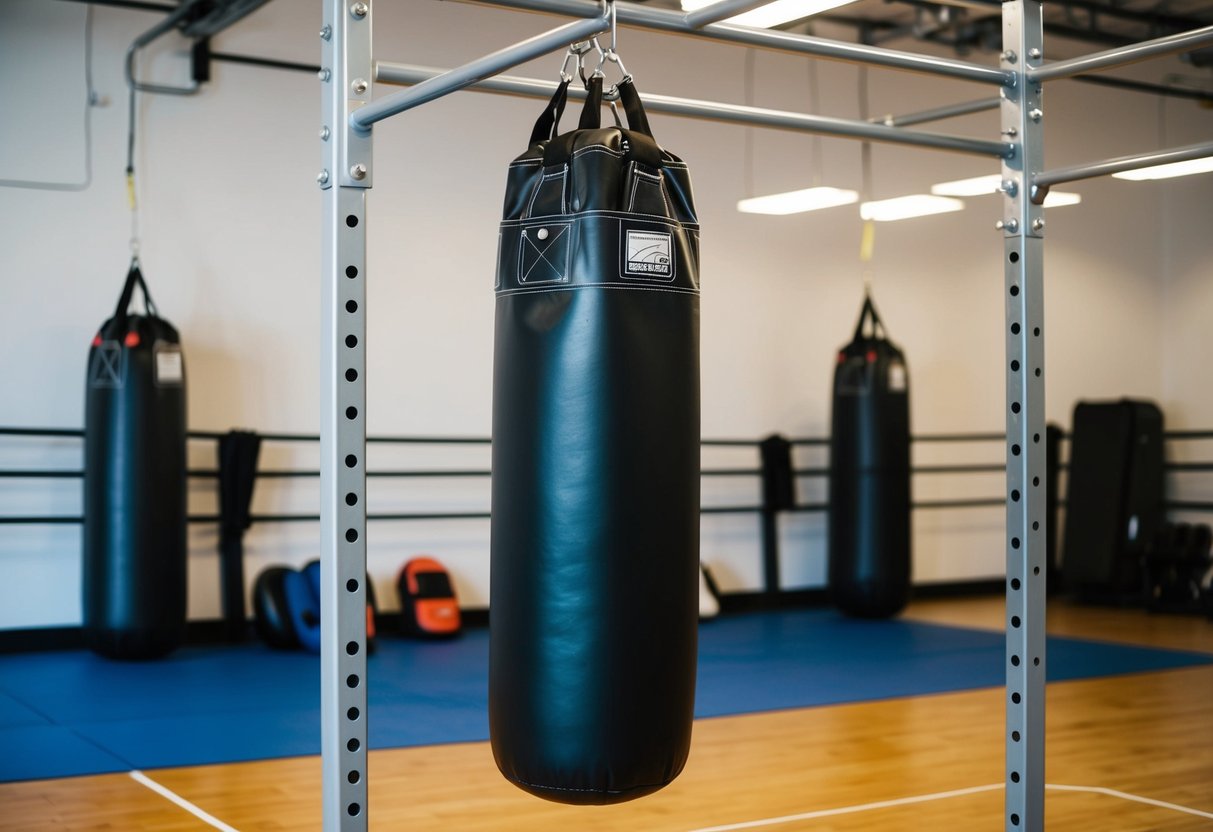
[[2, 0, 1211, 629]]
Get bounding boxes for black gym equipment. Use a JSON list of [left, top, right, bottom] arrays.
[[253, 560, 377, 652], [1061, 400, 1164, 603], [828, 294, 912, 618], [83, 260, 187, 660], [490, 77, 700, 804]]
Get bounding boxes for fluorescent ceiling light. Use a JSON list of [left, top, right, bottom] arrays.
[[931, 174, 1003, 197], [681, 0, 859, 29], [859, 194, 964, 222], [1042, 190, 1082, 207], [737, 186, 859, 215], [1110, 156, 1213, 181]]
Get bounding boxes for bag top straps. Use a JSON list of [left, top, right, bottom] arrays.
[[529, 79, 571, 147], [113, 259, 159, 324], [577, 75, 604, 130], [615, 79, 653, 139], [851, 293, 886, 342]]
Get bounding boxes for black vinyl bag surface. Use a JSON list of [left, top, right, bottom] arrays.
[[828, 295, 911, 618], [490, 77, 700, 805], [84, 262, 187, 659]]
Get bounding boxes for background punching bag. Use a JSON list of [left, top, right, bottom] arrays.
[[828, 294, 911, 618], [84, 261, 187, 659], [490, 77, 700, 804]]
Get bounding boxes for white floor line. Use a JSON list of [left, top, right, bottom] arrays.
[[689, 781, 1213, 831], [129, 770, 241, 832], [686, 783, 1006, 832], [1046, 783, 1213, 820]]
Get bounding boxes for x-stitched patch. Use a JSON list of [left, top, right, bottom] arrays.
[[90, 343, 124, 388], [519, 223, 571, 284]]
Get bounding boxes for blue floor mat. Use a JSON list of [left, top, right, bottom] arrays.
[[0, 609, 1208, 782]]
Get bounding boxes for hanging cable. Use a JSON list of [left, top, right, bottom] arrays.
[[0, 5, 95, 192], [804, 25, 823, 188], [857, 65, 874, 294], [743, 48, 756, 198]]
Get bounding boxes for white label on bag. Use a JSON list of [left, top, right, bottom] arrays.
[[624, 230, 673, 278], [156, 347, 183, 385], [888, 362, 907, 392]]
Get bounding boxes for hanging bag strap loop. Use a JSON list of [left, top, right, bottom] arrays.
[[113, 259, 159, 325], [529, 79, 571, 147], [615, 79, 653, 139], [578, 75, 604, 130], [852, 294, 886, 343]]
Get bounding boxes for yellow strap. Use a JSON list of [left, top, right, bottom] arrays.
[[859, 219, 875, 263]]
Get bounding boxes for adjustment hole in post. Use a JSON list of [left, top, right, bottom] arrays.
[[1032, 521, 1039, 531], [347, 706, 360, 721], [346, 674, 359, 688], [1011, 578, 1021, 590], [345, 368, 358, 382], [1011, 655, 1020, 666], [346, 406, 358, 420], [346, 300, 358, 313], [1012, 730, 1021, 741], [346, 266, 358, 278], [346, 578, 358, 592], [348, 770, 360, 784], [1012, 402, 1021, 414], [345, 528, 358, 543], [1035, 368, 1041, 377], [346, 335, 357, 348], [1011, 692, 1022, 704], [345, 454, 357, 468], [1033, 657, 1040, 666], [1011, 360, 1020, 372], [1009, 251, 1020, 263], [1034, 327, 1040, 337], [1011, 322, 1021, 335], [345, 493, 358, 506], [1010, 285, 1020, 296], [1012, 489, 1021, 502], [1011, 813, 1020, 826], [1033, 476, 1040, 487], [348, 803, 361, 817], [1011, 616, 1021, 628], [346, 641, 359, 655], [1012, 537, 1020, 549], [1011, 771, 1021, 783], [1012, 444, 1021, 456], [1033, 566, 1040, 575], [347, 738, 360, 752], [346, 215, 359, 228]]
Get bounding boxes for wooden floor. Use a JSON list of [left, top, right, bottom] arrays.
[[3, 598, 1211, 831]]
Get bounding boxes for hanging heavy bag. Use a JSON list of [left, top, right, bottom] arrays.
[[83, 261, 187, 659], [828, 294, 911, 618], [490, 75, 701, 805]]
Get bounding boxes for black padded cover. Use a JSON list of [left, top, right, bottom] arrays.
[[1061, 399, 1164, 601], [83, 262, 187, 659], [490, 78, 700, 805], [828, 295, 911, 618]]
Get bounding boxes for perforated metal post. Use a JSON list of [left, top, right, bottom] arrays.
[[1001, 2, 1047, 830], [320, 0, 372, 829]]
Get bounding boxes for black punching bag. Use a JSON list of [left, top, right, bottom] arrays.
[[828, 294, 911, 618], [84, 261, 187, 659], [490, 77, 700, 804]]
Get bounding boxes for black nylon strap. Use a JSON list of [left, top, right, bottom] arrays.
[[616, 80, 653, 139], [114, 260, 158, 324], [529, 79, 571, 146], [852, 294, 886, 342], [578, 75, 604, 129]]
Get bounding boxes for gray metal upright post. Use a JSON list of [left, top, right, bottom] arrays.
[[320, 0, 372, 829], [1000, 2, 1047, 830]]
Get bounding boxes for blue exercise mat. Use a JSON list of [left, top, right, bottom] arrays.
[[0, 609, 1208, 782]]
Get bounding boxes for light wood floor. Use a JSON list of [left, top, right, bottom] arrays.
[[3, 598, 1211, 831]]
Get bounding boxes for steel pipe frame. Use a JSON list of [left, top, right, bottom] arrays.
[[1031, 140, 1213, 202], [375, 62, 1011, 157], [464, 0, 1011, 85], [350, 12, 611, 129], [1029, 23, 1213, 83]]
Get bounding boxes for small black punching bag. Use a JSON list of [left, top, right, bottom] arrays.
[[828, 294, 911, 618], [490, 77, 700, 804], [84, 260, 187, 659]]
